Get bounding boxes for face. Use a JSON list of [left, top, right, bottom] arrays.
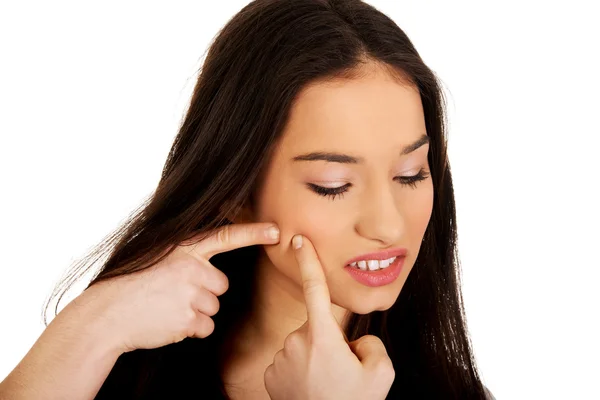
[[246, 65, 434, 315]]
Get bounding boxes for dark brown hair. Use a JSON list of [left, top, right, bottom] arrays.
[[44, 0, 490, 398]]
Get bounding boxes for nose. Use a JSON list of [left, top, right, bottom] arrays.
[[355, 181, 404, 245]]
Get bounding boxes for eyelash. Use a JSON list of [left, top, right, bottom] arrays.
[[307, 168, 430, 201]]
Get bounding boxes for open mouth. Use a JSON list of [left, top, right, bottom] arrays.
[[347, 256, 397, 271], [344, 256, 405, 287]]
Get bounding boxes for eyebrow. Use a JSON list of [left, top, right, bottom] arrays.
[[291, 133, 430, 164]]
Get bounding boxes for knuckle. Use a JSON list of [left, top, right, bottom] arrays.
[[190, 245, 210, 263], [206, 269, 229, 296], [283, 332, 303, 352], [184, 308, 197, 325], [272, 348, 285, 364], [190, 314, 214, 338], [203, 316, 215, 336], [364, 334, 381, 342], [386, 365, 396, 382], [216, 273, 230, 294], [373, 357, 395, 379], [216, 226, 231, 245], [361, 335, 382, 347], [197, 261, 229, 296], [264, 364, 275, 385], [205, 295, 221, 316], [302, 279, 322, 295]]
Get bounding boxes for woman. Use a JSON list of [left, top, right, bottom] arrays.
[[0, 0, 495, 398]]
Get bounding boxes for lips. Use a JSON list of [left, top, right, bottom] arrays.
[[345, 255, 405, 287], [345, 247, 408, 266]]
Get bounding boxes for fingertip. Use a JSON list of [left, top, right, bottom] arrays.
[[292, 234, 303, 249], [266, 225, 280, 241]]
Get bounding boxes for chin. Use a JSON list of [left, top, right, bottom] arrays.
[[340, 296, 398, 315]]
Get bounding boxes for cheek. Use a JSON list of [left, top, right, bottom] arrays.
[[256, 187, 343, 281], [407, 183, 434, 238], [253, 180, 306, 279]]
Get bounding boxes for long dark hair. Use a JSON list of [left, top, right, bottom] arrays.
[[43, 0, 489, 398]]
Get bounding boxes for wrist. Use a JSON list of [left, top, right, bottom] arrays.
[[58, 289, 127, 359]]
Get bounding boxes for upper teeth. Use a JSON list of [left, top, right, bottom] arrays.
[[349, 257, 396, 271]]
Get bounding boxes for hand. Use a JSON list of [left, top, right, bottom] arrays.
[[263, 234, 395, 400], [70, 222, 280, 353]]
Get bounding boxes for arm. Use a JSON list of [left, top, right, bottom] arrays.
[[0, 295, 124, 400]]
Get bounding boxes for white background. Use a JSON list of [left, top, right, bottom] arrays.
[[1, 1, 599, 398]]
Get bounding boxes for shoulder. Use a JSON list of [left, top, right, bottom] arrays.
[[484, 385, 496, 400]]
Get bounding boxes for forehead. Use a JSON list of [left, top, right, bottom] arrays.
[[280, 69, 425, 153]]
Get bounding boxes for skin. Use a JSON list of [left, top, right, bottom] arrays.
[[263, 234, 396, 399], [222, 63, 434, 399]]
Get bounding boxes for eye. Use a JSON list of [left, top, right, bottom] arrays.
[[394, 168, 430, 189], [308, 168, 430, 200], [306, 183, 350, 201]]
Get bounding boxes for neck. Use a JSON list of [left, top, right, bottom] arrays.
[[220, 248, 352, 387]]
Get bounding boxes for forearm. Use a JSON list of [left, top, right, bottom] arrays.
[[0, 299, 123, 400]]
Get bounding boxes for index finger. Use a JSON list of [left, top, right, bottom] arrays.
[[179, 222, 280, 260], [292, 235, 337, 331]]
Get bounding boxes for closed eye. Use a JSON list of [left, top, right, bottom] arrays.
[[307, 168, 430, 201]]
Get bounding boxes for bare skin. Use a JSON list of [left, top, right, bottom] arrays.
[[0, 222, 281, 400], [222, 63, 434, 398], [225, 235, 395, 400], [0, 62, 433, 400]]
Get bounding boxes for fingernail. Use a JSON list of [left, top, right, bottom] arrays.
[[292, 235, 303, 249], [267, 225, 280, 240]]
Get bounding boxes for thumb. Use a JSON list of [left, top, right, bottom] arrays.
[[348, 334, 390, 367]]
